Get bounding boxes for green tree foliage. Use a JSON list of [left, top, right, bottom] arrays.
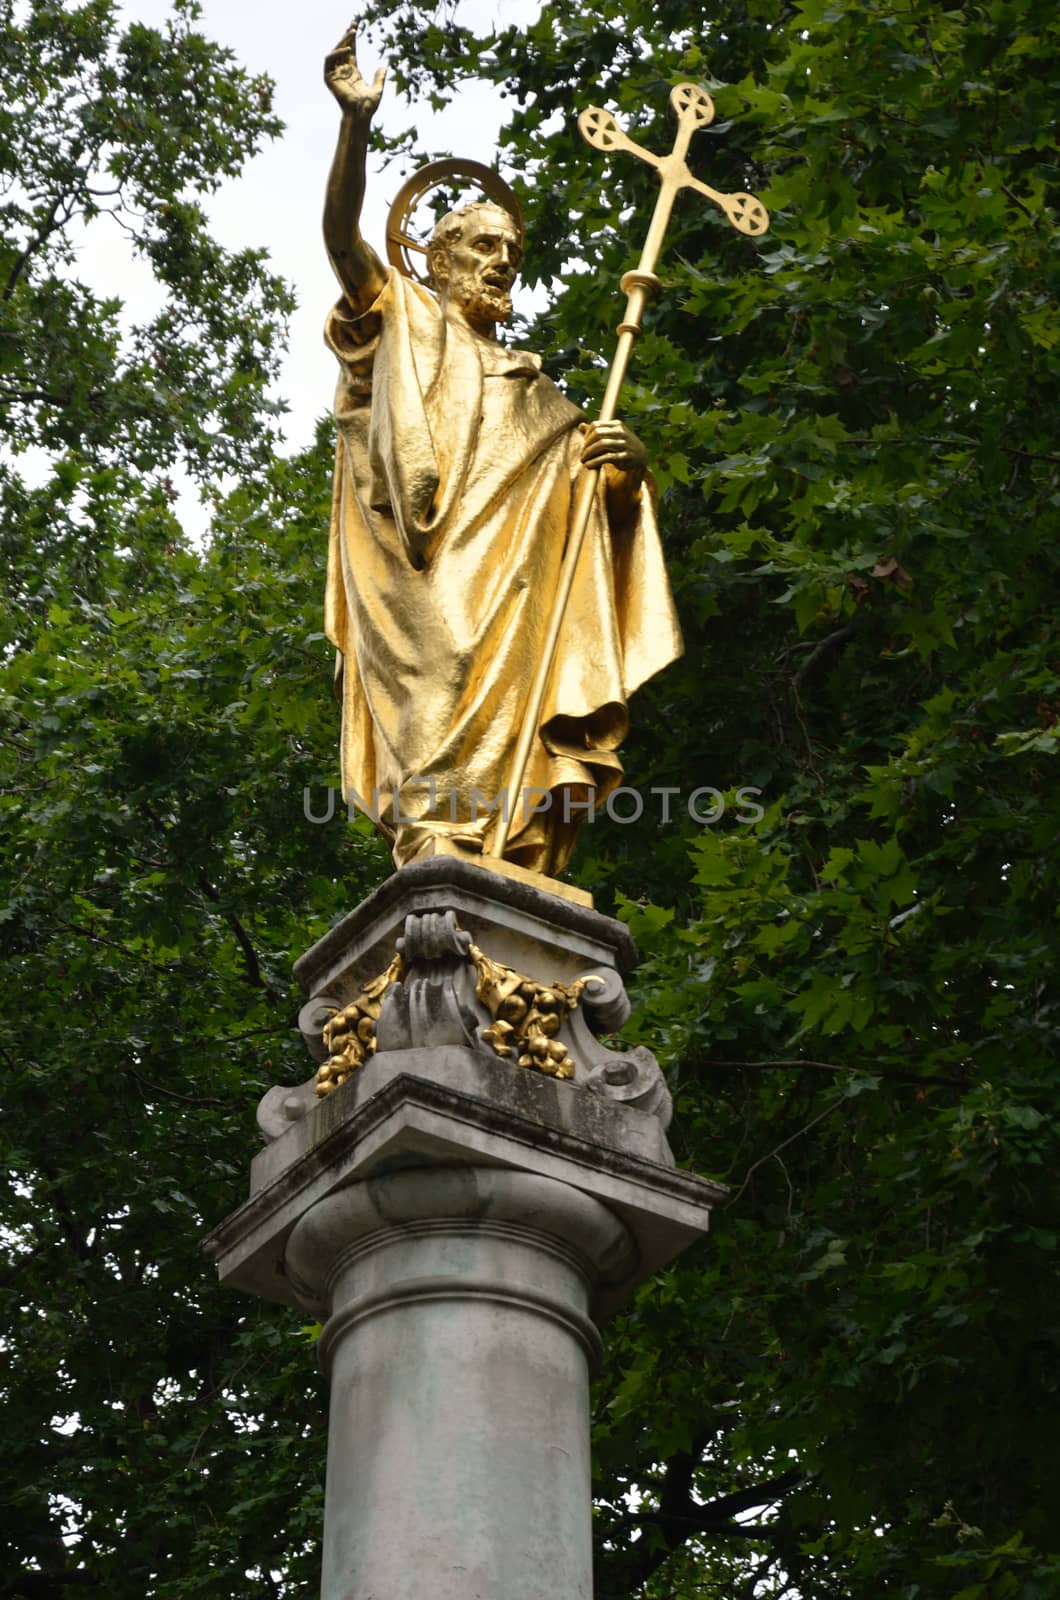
[[1, 2, 380, 1594], [2, 0, 1059, 1596], [0, 0, 297, 651]]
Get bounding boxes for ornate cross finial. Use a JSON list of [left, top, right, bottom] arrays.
[[576, 84, 769, 374], [580, 84, 768, 246], [487, 84, 769, 861]]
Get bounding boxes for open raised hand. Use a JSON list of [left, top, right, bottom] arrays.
[[324, 22, 385, 121]]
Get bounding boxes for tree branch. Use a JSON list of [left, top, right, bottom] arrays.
[[194, 868, 277, 997], [150, 1022, 291, 1054], [596, 1457, 802, 1597], [838, 435, 1060, 466], [125, 1067, 228, 1109], [50, 913, 183, 973], [791, 623, 857, 690], [0, 1574, 97, 1596], [36, 1155, 97, 1264], [682, 1468, 803, 1526], [0, 386, 72, 406], [2, 140, 89, 302], [727, 1098, 847, 1208], [704, 1057, 970, 1090], [618, 1467, 803, 1535]]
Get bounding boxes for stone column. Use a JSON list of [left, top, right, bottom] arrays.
[[204, 861, 725, 1599], [286, 1168, 633, 1600]]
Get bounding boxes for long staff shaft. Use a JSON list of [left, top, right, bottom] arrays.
[[487, 182, 677, 859]]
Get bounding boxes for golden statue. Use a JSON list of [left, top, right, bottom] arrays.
[[320, 24, 680, 880], [320, 26, 767, 882]]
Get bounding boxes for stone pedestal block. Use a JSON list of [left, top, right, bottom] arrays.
[[203, 860, 725, 1598]]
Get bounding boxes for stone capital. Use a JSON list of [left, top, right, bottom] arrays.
[[203, 862, 727, 1600]]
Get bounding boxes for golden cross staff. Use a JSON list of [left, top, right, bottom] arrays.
[[488, 83, 769, 860]]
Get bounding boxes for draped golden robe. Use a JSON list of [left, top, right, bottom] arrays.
[[324, 269, 682, 876]]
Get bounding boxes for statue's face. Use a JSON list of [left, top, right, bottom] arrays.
[[434, 205, 522, 331]]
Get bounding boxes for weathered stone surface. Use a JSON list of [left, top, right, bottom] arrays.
[[265, 857, 675, 1137], [204, 861, 726, 1600], [205, 1044, 724, 1325], [285, 1167, 627, 1600], [292, 855, 637, 1004]]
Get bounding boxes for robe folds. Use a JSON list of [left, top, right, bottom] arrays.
[[324, 268, 682, 876]]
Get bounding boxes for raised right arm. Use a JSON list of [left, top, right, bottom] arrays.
[[323, 24, 388, 310]]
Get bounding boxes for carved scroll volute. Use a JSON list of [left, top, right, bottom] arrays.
[[375, 910, 484, 1053]]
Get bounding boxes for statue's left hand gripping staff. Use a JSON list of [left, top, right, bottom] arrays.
[[487, 84, 770, 859]]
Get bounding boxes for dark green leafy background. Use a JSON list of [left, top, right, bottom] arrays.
[[2, 0, 1058, 1595]]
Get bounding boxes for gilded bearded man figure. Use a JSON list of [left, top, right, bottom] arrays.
[[322, 27, 682, 876]]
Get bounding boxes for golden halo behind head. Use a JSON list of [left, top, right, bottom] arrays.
[[386, 158, 525, 284]]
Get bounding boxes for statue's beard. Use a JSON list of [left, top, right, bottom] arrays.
[[448, 270, 513, 327]]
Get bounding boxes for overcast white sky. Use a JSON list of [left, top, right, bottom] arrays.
[[102, 0, 539, 464]]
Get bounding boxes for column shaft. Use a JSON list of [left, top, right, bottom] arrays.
[[285, 1167, 633, 1600]]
